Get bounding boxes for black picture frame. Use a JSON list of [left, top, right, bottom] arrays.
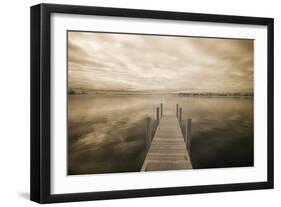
[[30, 3, 274, 204]]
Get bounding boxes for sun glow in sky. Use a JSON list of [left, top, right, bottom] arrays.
[[68, 32, 253, 93]]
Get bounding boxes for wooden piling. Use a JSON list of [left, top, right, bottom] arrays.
[[156, 107, 160, 123], [146, 117, 151, 148], [160, 103, 163, 117], [179, 107, 182, 124], [176, 104, 179, 118], [185, 118, 192, 153]]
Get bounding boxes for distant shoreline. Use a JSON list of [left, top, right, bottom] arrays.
[[68, 91, 253, 97], [178, 92, 253, 97]]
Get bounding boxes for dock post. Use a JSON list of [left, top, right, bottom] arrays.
[[146, 117, 151, 148], [176, 104, 179, 118], [184, 119, 187, 143], [160, 103, 163, 117], [179, 108, 182, 125], [185, 118, 192, 152], [156, 107, 160, 124]]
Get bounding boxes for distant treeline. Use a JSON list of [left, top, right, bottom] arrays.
[[178, 92, 253, 97], [68, 88, 253, 97], [68, 88, 87, 95]]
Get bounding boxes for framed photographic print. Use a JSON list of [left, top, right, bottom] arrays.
[[30, 3, 274, 203]]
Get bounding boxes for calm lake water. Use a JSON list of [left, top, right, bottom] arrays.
[[68, 94, 253, 175]]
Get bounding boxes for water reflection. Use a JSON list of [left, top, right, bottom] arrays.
[[68, 94, 253, 175]]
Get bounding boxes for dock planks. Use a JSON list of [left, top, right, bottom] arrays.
[[141, 115, 192, 171]]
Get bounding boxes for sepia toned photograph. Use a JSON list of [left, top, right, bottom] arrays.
[[67, 31, 254, 175], [30, 4, 274, 203]]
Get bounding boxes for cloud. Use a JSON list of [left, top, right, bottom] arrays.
[[68, 32, 253, 92]]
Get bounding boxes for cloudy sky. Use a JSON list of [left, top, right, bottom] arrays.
[[68, 32, 253, 93]]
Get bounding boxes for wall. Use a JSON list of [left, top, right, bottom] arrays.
[[0, 0, 279, 206]]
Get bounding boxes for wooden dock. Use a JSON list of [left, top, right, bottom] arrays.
[[141, 105, 193, 171]]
